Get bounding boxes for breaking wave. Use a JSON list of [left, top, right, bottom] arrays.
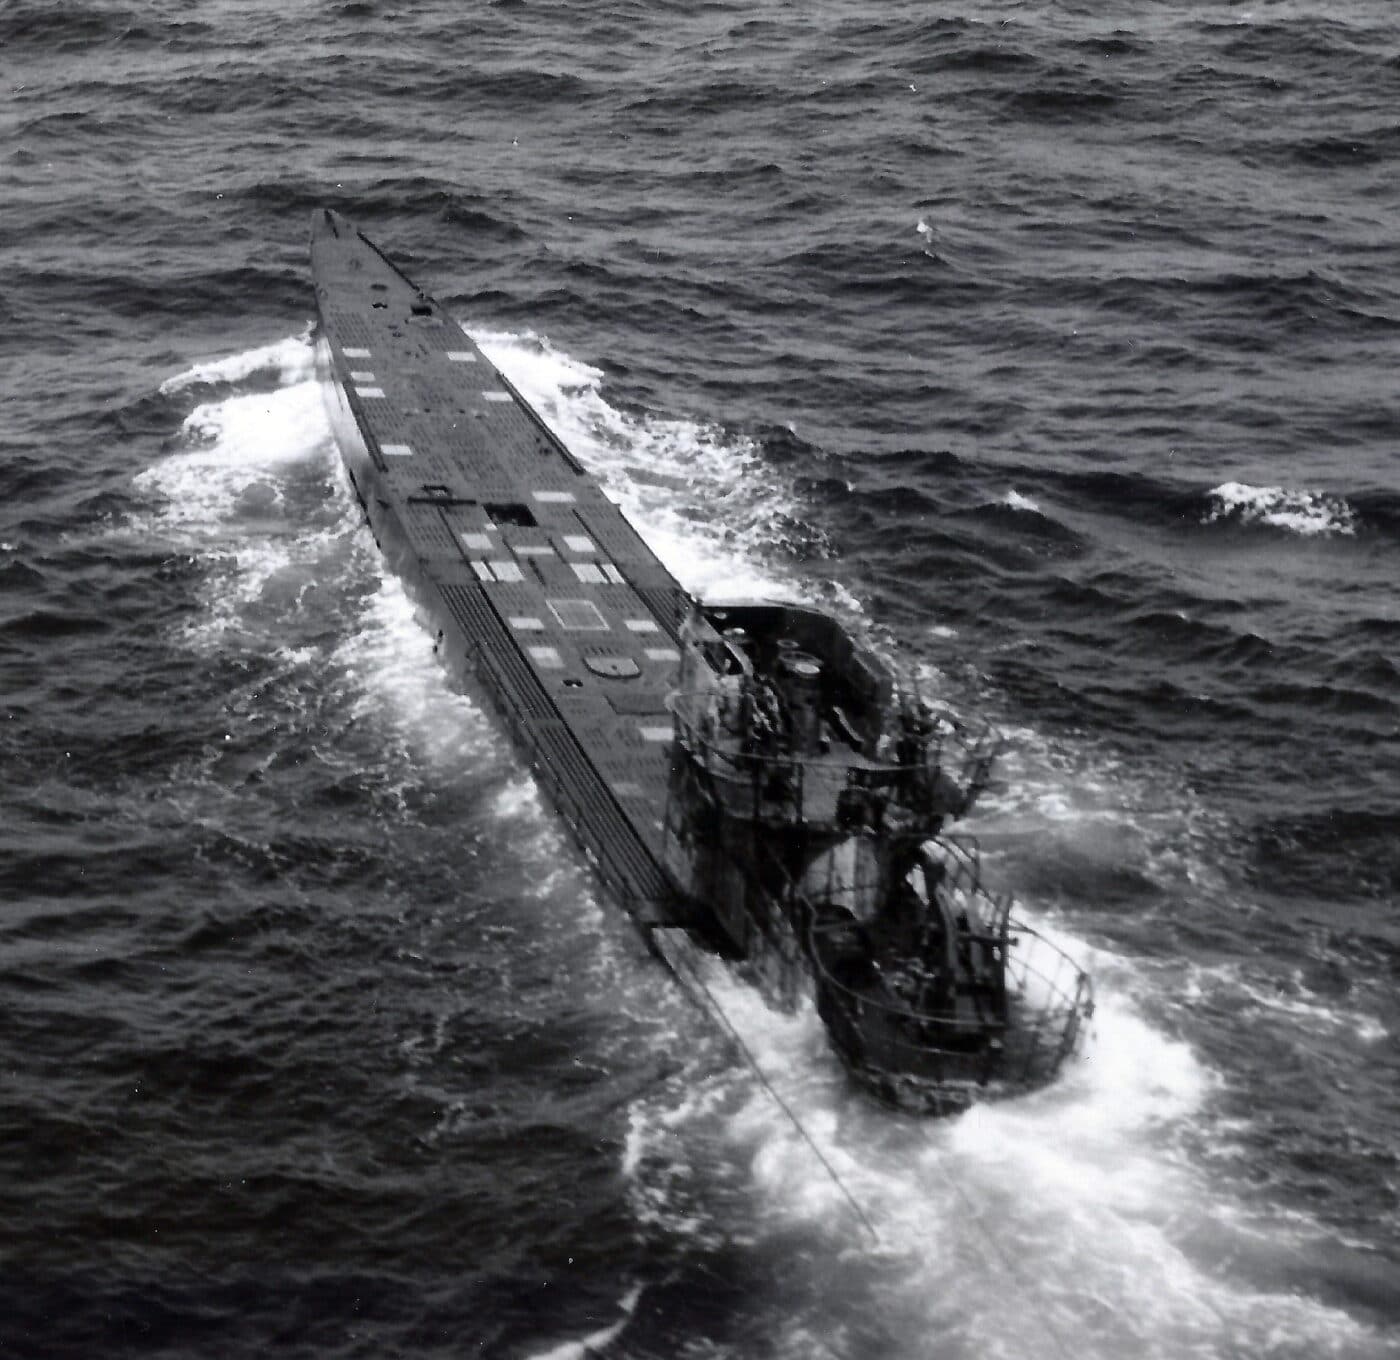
[[1204, 481, 1358, 536]]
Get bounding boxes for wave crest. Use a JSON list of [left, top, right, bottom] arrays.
[[1205, 481, 1357, 536]]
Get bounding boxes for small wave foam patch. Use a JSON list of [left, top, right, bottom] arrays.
[[1205, 481, 1357, 537]]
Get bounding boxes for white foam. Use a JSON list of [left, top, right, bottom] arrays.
[[470, 325, 824, 604], [134, 365, 349, 646], [523, 1284, 643, 1360], [1004, 487, 1041, 513], [158, 332, 317, 395], [638, 939, 1379, 1360], [137, 380, 328, 528], [329, 568, 504, 775], [1205, 481, 1357, 536], [1187, 960, 1389, 1046]]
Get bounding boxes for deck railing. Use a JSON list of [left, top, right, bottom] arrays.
[[667, 689, 1003, 828], [798, 837, 1093, 1093]]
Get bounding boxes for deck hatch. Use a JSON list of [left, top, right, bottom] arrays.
[[548, 598, 609, 632], [584, 655, 641, 679], [485, 502, 538, 528]]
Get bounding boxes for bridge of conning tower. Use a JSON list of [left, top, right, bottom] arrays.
[[311, 209, 699, 925]]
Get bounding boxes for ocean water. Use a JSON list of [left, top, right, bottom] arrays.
[[3, 1, 1399, 1356]]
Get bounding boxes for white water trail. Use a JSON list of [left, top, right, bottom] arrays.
[[147, 331, 1395, 1360]]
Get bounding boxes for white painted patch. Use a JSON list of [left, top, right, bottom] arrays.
[[342, 346, 372, 359], [601, 563, 625, 584], [445, 351, 477, 362], [625, 619, 659, 633], [509, 616, 545, 631], [357, 387, 386, 400], [514, 544, 556, 556], [349, 371, 376, 383], [645, 646, 681, 663], [571, 562, 606, 583], [639, 725, 673, 743], [482, 390, 512, 403], [461, 532, 493, 551], [380, 443, 414, 458], [488, 560, 524, 583], [528, 645, 564, 669], [533, 490, 577, 504], [470, 560, 494, 582], [562, 534, 595, 553]]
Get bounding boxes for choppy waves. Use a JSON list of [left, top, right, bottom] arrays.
[[6, 0, 1400, 1353]]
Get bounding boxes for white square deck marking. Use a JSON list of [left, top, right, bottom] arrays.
[[625, 619, 660, 633], [381, 443, 414, 457], [357, 387, 386, 399], [509, 616, 544, 631], [470, 560, 494, 582], [562, 535, 595, 553], [601, 564, 625, 584], [349, 371, 375, 383], [528, 646, 564, 669], [488, 560, 524, 583], [461, 532, 493, 551], [571, 562, 605, 584], [645, 647, 681, 663], [482, 391, 512, 403], [343, 347, 371, 359], [533, 491, 577, 504]]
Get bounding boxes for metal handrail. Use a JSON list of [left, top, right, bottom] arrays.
[[667, 689, 1003, 824]]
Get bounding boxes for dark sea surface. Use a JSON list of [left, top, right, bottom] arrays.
[[4, 1, 1399, 1356]]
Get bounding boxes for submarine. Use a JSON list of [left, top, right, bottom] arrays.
[[310, 209, 1092, 1113]]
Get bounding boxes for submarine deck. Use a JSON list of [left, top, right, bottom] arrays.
[[310, 209, 695, 927]]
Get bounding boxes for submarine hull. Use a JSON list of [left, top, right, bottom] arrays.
[[311, 208, 695, 930]]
